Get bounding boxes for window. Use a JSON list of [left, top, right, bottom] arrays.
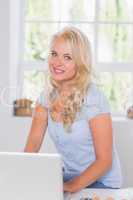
[[17, 0, 133, 115]]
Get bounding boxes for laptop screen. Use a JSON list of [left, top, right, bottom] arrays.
[[0, 152, 63, 200]]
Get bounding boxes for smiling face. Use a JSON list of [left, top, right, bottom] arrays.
[[48, 37, 77, 84]]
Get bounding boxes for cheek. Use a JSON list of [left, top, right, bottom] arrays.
[[67, 64, 77, 75], [48, 57, 52, 65], [48, 58, 54, 71]]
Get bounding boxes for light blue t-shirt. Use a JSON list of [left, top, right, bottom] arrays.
[[37, 84, 122, 188]]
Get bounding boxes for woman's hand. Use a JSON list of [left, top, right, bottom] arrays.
[[63, 177, 83, 193], [64, 181, 76, 193]]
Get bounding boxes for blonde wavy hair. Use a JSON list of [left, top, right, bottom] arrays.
[[48, 26, 92, 132]]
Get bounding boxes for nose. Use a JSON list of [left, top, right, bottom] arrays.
[[54, 56, 64, 66]]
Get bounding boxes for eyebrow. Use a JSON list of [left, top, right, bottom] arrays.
[[64, 53, 72, 56], [50, 50, 56, 53], [51, 50, 72, 56]]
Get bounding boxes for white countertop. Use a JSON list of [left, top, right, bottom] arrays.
[[64, 188, 133, 199]]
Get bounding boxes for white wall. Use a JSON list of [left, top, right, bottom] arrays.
[[113, 119, 133, 188], [0, 0, 133, 188], [0, 0, 9, 114]]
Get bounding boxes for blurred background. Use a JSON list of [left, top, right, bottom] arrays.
[[0, 0, 133, 187]]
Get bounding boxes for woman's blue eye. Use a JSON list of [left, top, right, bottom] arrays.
[[51, 52, 57, 57], [64, 56, 72, 60]]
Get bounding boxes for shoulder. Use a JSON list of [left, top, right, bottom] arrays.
[[83, 83, 111, 120], [85, 83, 108, 105]]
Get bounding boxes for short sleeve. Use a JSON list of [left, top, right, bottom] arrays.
[[36, 89, 49, 108], [83, 85, 110, 120]]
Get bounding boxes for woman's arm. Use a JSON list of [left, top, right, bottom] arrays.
[[64, 113, 113, 193], [24, 103, 48, 153]]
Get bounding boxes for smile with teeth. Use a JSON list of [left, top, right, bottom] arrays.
[[53, 67, 65, 74]]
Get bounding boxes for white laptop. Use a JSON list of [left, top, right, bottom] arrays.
[[0, 152, 63, 200]]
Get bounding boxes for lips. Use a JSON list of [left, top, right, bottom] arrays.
[[53, 67, 65, 74]]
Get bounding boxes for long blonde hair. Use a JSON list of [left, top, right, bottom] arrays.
[[48, 26, 92, 131]]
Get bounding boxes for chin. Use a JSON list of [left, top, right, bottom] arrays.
[[51, 74, 66, 81], [51, 73, 76, 83]]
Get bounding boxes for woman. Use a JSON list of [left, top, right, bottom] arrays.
[[24, 26, 122, 192]]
